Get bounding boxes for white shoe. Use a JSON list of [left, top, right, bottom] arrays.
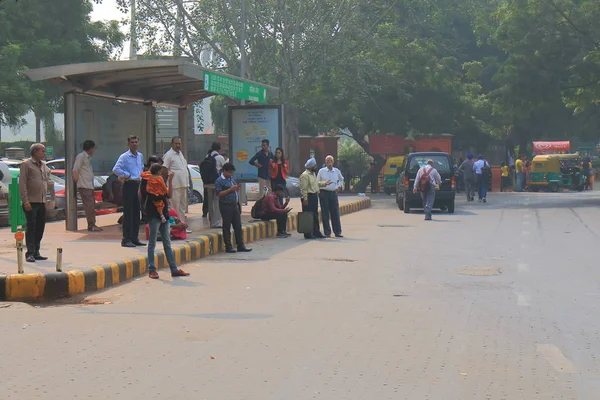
[[186, 229, 192, 233]]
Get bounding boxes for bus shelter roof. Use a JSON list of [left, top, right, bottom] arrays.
[[24, 59, 279, 108]]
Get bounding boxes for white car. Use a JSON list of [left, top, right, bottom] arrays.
[[188, 164, 204, 204]]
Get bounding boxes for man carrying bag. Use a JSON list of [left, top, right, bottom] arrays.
[[299, 158, 331, 239]]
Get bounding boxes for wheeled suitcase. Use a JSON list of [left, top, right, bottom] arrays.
[[297, 212, 314, 234]]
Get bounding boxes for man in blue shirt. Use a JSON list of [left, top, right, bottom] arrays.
[[113, 135, 145, 248], [215, 162, 252, 254], [249, 139, 274, 195]]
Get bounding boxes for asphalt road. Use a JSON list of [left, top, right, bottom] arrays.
[[1, 191, 600, 399]]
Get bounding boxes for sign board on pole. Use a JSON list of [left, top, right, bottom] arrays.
[[46, 146, 54, 159], [204, 71, 267, 103], [228, 105, 284, 181]]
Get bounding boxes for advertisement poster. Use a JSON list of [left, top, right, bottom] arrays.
[[229, 106, 284, 180]]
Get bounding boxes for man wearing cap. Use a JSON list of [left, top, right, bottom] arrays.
[[300, 158, 331, 239], [413, 159, 442, 221], [459, 153, 476, 201]]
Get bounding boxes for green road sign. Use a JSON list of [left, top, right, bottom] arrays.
[[204, 71, 267, 103], [46, 145, 54, 159]]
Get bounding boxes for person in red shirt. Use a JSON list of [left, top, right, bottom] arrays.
[[261, 184, 292, 238]]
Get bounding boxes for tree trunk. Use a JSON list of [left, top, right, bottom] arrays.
[[35, 112, 42, 143], [350, 133, 385, 193], [284, 105, 300, 176]]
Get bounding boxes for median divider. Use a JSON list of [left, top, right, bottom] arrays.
[[0, 197, 371, 302]]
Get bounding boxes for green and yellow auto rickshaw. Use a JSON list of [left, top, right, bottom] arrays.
[[528, 154, 584, 192]]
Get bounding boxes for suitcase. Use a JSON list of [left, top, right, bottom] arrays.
[[297, 212, 314, 234]]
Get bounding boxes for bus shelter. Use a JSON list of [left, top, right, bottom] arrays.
[[25, 59, 278, 231]]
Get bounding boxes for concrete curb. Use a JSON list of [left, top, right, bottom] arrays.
[[0, 197, 371, 302]]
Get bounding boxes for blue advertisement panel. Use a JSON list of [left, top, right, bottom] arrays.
[[228, 105, 284, 181]]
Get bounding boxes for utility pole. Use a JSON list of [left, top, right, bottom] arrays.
[[129, 0, 137, 60], [174, 1, 182, 58]]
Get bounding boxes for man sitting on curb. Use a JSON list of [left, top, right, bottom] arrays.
[[261, 184, 292, 238]]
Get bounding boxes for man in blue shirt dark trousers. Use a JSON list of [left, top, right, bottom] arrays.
[[249, 139, 273, 195], [215, 163, 252, 254], [113, 135, 145, 248]]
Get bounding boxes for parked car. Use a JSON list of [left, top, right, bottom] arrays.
[[187, 164, 204, 204], [46, 158, 65, 170], [3, 159, 56, 210], [245, 177, 301, 201], [396, 152, 456, 214], [53, 174, 109, 215]]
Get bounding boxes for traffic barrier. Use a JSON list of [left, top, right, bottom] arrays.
[[9, 177, 26, 233], [0, 197, 371, 302]]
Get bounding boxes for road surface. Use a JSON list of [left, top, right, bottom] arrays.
[[1, 192, 599, 399]]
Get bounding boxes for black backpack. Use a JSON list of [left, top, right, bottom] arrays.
[[199, 154, 219, 184], [251, 196, 266, 219]]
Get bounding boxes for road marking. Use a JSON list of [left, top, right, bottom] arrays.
[[524, 214, 531, 218], [523, 221, 530, 225], [536, 344, 578, 373], [515, 292, 531, 306], [518, 263, 530, 273], [521, 230, 531, 236]]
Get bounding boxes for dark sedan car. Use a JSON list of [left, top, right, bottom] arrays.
[[396, 152, 456, 214]]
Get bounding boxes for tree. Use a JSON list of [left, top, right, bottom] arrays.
[[1, 0, 125, 141]]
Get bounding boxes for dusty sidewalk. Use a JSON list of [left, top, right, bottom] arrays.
[[0, 196, 366, 275]]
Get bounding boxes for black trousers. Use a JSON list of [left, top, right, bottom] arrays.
[[122, 181, 141, 244], [220, 202, 244, 250], [24, 202, 46, 257], [319, 190, 342, 236], [262, 212, 287, 233], [302, 193, 321, 238], [202, 188, 209, 215]]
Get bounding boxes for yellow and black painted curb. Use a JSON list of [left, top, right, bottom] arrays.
[[0, 197, 371, 302]]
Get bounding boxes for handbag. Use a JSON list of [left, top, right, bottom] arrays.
[[297, 212, 314, 234]]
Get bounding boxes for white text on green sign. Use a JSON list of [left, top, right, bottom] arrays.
[[204, 72, 267, 103]]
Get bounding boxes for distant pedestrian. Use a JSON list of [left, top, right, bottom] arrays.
[[73, 140, 102, 232], [500, 161, 511, 192], [473, 155, 490, 203], [249, 139, 274, 195], [459, 153, 475, 201], [413, 159, 442, 220], [515, 154, 526, 192], [317, 155, 344, 238], [215, 163, 252, 253], [261, 184, 292, 238], [162, 137, 189, 228], [582, 157, 592, 190], [19, 143, 51, 262], [300, 158, 331, 239], [141, 164, 190, 279], [200, 142, 226, 227], [113, 135, 145, 248]]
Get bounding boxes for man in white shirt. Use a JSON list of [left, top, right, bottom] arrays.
[[163, 137, 190, 227], [413, 159, 442, 221], [73, 140, 102, 232], [317, 155, 345, 237], [472, 155, 489, 203]]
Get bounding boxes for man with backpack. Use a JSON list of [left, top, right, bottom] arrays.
[[256, 184, 292, 238], [200, 142, 226, 227], [473, 155, 490, 203], [413, 159, 442, 221]]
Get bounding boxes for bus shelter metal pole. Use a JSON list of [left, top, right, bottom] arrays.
[[64, 92, 78, 232]]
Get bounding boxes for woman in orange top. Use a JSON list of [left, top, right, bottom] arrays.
[[269, 147, 289, 202]]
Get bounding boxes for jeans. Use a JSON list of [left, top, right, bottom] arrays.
[[24, 202, 46, 257], [516, 172, 525, 192], [464, 178, 475, 200], [302, 193, 321, 238], [122, 181, 141, 244], [147, 217, 178, 273], [319, 190, 342, 236], [420, 187, 436, 218], [220, 202, 244, 250], [476, 174, 487, 199]]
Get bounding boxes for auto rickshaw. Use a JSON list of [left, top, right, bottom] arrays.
[[383, 155, 404, 194], [528, 154, 584, 192]]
